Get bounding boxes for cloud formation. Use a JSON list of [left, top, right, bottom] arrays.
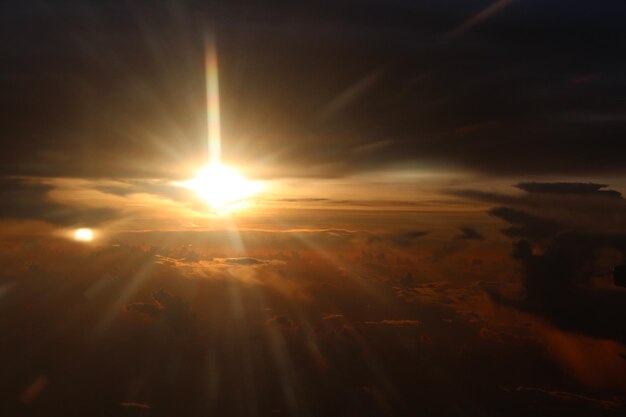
[[1, 221, 624, 415], [516, 182, 622, 198], [489, 207, 563, 239], [457, 182, 626, 350]]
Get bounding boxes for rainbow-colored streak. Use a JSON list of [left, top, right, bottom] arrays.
[[205, 36, 221, 165]]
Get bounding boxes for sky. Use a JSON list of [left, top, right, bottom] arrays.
[[1, 1, 626, 416]]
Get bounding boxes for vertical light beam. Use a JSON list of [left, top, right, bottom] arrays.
[[205, 35, 221, 165]]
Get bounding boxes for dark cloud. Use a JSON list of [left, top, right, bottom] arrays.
[[490, 207, 563, 239], [0, 177, 119, 225], [516, 182, 622, 198], [498, 233, 626, 345], [455, 181, 626, 235], [367, 230, 430, 248], [456, 227, 484, 240], [432, 240, 467, 261], [450, 181, 626, 357], [127, 289, 194, 332], [126, 301, 161, 318], [463, 182, 626, 346], [265, 314, 298, 330]]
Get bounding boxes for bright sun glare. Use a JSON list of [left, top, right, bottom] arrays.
[[178, 162, 263, 213], [74, 228, 94, 242]]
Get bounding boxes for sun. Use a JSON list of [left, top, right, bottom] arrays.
[[74, 228, 94, 242], [177, 162, 263, 213]]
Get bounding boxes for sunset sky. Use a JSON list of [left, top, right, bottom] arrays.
[[2, 1, 626, 416]]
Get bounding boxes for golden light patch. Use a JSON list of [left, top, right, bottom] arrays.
[[74, 228, 94, 242], [177, 163, 263, 213]]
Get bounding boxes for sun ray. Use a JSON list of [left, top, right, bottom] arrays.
[[205, 34, 221, 165], [176, 34, 264, 214]]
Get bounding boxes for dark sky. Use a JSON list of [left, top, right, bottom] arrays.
[[2, 0, 626, 178]]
